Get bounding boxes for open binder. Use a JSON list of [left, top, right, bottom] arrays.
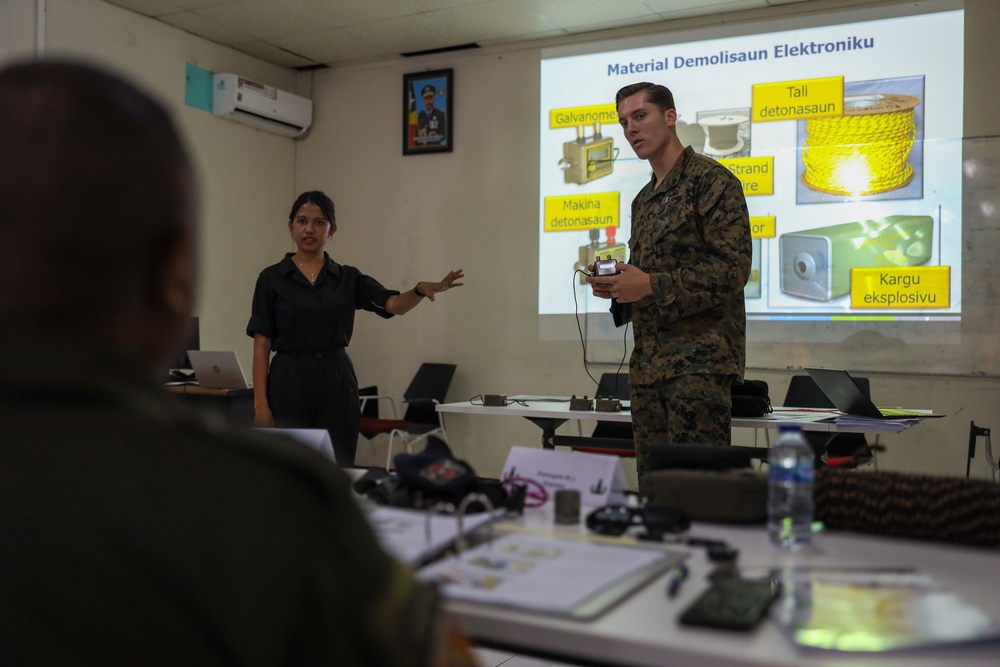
[[418, 532, 685, 619]]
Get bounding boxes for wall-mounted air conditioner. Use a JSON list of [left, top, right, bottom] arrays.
[[212, 73, 312, 139]]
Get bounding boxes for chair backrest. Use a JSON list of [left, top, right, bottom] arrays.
[[784, 374, 870, 408], [402, 363, 457, 425], [595, 372, 630, 400], [359, 385, 380, 418], [592, 372, 632, 440]]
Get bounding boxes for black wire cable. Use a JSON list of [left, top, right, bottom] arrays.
[[572, 269, 629, 398]]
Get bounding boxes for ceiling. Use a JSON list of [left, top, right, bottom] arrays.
[[101, 0, 805, 70]]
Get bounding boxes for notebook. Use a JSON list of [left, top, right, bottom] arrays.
[[187, 350, 251, 390], [804, 368, 926, 419]]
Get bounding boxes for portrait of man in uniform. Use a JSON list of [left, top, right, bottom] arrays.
[[417, 84, 447, 144], [403, 69, 453, 155]]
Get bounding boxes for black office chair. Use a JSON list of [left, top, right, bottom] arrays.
[[966, 421, 997, 482], [358, 385, 382, 419], [358, 363, 457, 469], [783, 375, 873, 468], [553, 373, 635, 457]]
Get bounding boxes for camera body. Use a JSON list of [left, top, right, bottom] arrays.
[[593, 256, 619, 276]]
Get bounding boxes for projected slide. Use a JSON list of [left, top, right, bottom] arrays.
[[538, 8, 963, 325]]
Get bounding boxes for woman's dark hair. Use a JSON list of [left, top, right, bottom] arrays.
[[615, 82, 675, 113], [289, 191, 335, 224]]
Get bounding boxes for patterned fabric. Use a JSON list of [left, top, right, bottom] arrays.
[[631, 374, 733, 476], [621, 146, 752, 386], [815, 469, 1000, 547], [617, 145, 751, 475]]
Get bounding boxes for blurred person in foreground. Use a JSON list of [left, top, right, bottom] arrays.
[[0, 59, 476, 667]]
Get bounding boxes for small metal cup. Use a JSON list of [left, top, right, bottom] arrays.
[[554, 489, 581, 524]]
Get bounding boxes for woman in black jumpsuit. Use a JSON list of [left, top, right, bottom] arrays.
[[247, 191, 463, 465]]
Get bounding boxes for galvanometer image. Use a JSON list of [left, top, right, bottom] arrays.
[[559, 122, 617, 185]]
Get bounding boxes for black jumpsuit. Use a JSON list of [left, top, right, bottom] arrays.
[[247, 253, 397, 465]]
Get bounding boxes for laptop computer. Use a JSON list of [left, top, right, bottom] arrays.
[[187, 350, 251, 390], [804, 368, 927, 419]]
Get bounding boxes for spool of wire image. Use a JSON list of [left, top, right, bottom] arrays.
[[698, 114, 748, 157], [801, 93, 920, 196]]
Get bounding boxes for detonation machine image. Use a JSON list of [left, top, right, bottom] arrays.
[[576, 227, 627, 284]]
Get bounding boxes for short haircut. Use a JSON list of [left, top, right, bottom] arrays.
[[615, 82, 676, 112], [289, 191, 336, 225], [0, 61, 194, 333]]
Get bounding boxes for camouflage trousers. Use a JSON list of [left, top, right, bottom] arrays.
[[631, 373, 735, 478]]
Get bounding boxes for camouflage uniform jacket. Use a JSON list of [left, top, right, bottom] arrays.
[[615, 146, 751, 386]]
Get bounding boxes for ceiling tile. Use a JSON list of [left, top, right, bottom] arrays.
[[195, 0, 405, 39], [228, 37, 319, 67], [343, 13, 467, 54], [170, 0, 243, 10], [100, 0, 802, 69], [643, 0, 766, 15], [158, 11, 252, 46], [105, 0, 185, 16], [653, 0, 770, 21], [289, 0, 416, 25], [396, 0, 493, 11], [477, 28, 566, 47], [560, 15, 667, 35], [519, 0, 658, 30], [426, 0, 562, 42], [270, 28, 391, 65]]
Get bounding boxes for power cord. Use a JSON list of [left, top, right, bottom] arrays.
[[573, 269, 629, 398]]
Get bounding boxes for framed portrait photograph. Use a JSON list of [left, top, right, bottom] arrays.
[[403, 69, 453, 155]]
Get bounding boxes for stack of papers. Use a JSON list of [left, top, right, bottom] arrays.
[[833, 415, 920, 431]]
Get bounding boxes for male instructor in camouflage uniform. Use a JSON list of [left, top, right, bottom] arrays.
[[587, 82, 751, 477]]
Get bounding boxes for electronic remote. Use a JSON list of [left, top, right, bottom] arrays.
[[678, 577, 779, 631]]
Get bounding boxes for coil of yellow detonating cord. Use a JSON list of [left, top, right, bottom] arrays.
[[802, 93, 921, 196]]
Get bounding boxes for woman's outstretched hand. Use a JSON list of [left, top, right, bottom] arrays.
[[418, 269, 465, 301]]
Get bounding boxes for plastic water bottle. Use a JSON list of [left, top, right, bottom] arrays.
[[768, 425, 814, 548]]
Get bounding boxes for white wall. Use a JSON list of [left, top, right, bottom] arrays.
[[0, 1, 39, 60], [301, 0, 1000, 479], [0, 0, 302, 358]]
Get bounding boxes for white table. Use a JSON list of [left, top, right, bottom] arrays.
[[444, 507, 1000, 667], [436, 398, 916, 451]]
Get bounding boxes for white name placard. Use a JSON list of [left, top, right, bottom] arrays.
[[501, 446, 627, 507]]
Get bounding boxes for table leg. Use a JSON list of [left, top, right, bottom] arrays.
[[526, 417, 568, 449]]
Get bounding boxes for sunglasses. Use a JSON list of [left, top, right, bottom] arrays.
[[585, 504, 691, 537]]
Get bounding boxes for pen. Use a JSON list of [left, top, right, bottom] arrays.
[[667, 562, 689, 598]]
